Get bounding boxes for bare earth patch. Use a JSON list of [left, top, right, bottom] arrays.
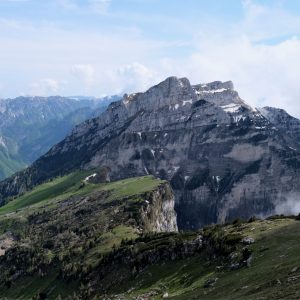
[[0, 233, 14, 256]]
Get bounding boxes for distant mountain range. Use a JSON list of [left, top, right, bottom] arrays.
[[0, 77, 299, 230], [0, 95, 120, 179]]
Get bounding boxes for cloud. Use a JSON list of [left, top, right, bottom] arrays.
[[88, 0, 111, 14], [57, 0, 111, 14], [117, 62, 156, 93], [174, 35, 300, 116], [57, 0, 78, 10], [275, 194, 300, 216], [71, 64, 96, 91], [29, 79, 60, 96], [4, 0, 30, 2], [239, 0, 300, 42], [0, 0, 300, 118]]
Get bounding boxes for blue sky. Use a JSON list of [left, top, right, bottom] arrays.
[[1, 0, 300, 115]]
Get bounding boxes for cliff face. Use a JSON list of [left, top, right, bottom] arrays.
[[141, 183, 178, 232], [1, 77, 300, 229], [258, 106, 300, 145], [0, 175, 177, 291]]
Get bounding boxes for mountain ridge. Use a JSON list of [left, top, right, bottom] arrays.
[[0, 95, 119, 179], [0, 77, 299, 230]]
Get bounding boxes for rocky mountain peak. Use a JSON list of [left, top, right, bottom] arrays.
[[192, 80, 252, 110], [1, 76, 300, 230], [121, 76, 196, 113], [193, 80, 234, 92], [258, 106, 300, 145], [258, 106, 292, 121]]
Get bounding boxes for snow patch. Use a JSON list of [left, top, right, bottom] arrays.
[[196, 88, 228, 94], [233, 115, 246, 122], [221, 103, 241, 113], [182, 99, 193, 106], [84, 173, 97, 182], [255, 126, 266, 130]]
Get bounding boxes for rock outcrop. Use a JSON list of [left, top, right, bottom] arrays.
[[1, 77, 300, 229], [258, 106, 300, 145], [141, 183, 178, 232]]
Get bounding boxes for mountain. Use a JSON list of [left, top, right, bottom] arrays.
[[0, 95, 119, 179], [0, 172, 299, 299], [0, 77, 300, 230], [258, 106, 300, 145]]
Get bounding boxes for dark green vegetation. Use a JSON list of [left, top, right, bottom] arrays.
[[0, 171, 300, 299], [119, 218, 300, 300], [0, 173, 172, 299]]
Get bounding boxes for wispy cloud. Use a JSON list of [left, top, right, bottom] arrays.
[[29, 79, 60, 96], [0, 0, 300, 117], [57, 0, 111, 14]]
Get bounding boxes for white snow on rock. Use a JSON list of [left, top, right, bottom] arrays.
[[195, 88, 228, 94], [182, 99, 193, 106], [221, 103, 241, 113], [84, 173, 97, 182]]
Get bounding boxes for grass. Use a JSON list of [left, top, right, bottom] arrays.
[[0, 173, 167, 299], [99, 225, 139, 252], [110, 254, 215, 299], [115, 218, 300, 300], [1, 173, 300, 300], [102, 176, 166, 201], [85, 225, 139, 267], [0, 170, 98, 215], [0, 173, 165, 216], [0, 270, 76, 300]]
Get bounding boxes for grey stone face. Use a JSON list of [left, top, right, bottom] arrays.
[[1, 76, 300, 230]]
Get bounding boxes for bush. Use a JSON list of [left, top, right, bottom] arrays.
[[224, 233, 243, 245]]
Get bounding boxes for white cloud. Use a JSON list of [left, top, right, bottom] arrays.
[[57, 0, 111, 14], [117, 62, 156, 93], [71, 64, 95, 92], [88, 0, 111, 14], [275, 194, 300, 216], [29, 79, 60, 96], [239, 0, 300, 42], [1, 1, 300, 118], [4, 0, 30, 2], [173, 35, 300, 116], [57, 0, 78, 10]]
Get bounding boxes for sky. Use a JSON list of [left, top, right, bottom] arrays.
[[1, 0, 300, 116]]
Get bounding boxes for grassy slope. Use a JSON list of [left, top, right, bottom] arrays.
[[0, 148, 26, 179], [1, 172, 300, 299], [0, 173, 166, 299], [0, 172, 164, 215], [116, 218, 300, 300]]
